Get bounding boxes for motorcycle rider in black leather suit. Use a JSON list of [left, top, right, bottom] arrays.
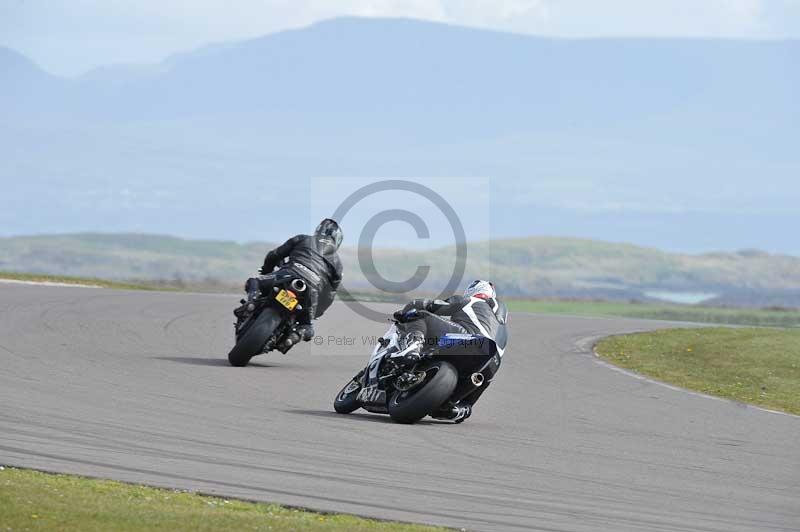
[[245, 219, 343, 344], [394, 280, 509, 423]]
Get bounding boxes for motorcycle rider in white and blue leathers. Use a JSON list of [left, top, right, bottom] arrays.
[[394, 280, 508, 422]]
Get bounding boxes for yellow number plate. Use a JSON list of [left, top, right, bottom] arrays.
[[275, 289, 298, 311]]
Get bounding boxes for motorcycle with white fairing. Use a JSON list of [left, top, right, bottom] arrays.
[[333, 312, 505, 424]]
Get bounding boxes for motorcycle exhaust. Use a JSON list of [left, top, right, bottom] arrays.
[[290, 278, 307, 292], [470, 372, 485, 387]]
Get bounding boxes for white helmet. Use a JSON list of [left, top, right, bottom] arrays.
[[464, 279, 496, 300]]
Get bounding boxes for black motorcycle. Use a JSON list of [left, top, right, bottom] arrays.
[[228, 271, 310, 367], [333, 311, 507, 424]]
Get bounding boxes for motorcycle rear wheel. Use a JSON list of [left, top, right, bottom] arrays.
[[388, 360, 458, 424], [227, 308, 282, 367]]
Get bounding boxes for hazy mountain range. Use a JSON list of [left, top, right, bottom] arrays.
[[1, 17, 799, 253], [2, 233, 800, 308]]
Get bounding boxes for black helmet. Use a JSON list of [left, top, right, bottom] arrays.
[[315, 218, 343, 250]]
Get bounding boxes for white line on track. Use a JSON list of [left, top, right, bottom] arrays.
[[0, 279, 102, 288], [588, 341, 800, 420]]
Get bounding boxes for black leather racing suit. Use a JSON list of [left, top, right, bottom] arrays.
[[254, 234, 343, 325], [399, 295, 508, 406]]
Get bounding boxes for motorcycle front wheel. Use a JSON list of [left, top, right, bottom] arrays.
[[333, 380, 362, 414]]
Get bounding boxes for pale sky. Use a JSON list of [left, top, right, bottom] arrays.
[[1, 0, 799, 76]]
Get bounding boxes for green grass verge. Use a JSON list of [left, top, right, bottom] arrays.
[[595, 328, 800, 415], [0, 467, 445, 532], [507, 299, 800, 328]]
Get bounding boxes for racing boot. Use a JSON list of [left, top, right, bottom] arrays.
[[244, 278, 261, 301], [296, 323, 315, 342], [433, 403, 472, 423]]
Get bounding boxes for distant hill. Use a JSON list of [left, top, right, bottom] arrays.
[[2, 233, 799, 307], [0, 46, 63, 114], [1, 17, 799, 253]]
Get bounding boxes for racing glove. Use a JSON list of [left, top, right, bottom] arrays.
[[393, 308, 419, 322]]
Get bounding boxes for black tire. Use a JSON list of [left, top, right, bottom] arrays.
[[333, 380, 362, 414], [388, 360, 458, 424], [227, 308, 282, 367]]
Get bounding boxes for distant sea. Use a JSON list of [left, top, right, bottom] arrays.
[[644, 291, 718, 305]]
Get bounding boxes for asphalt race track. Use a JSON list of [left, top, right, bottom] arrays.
[[1, 284, 798, 532]]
